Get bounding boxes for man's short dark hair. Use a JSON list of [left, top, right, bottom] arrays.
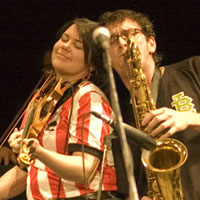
[[99, 9, 162, 66]]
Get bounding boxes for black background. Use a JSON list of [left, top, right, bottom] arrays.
[[0, 0, 200, 138]]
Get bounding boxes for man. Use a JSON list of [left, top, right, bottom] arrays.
[[99, 9, 200, 200], [0, 146, 27, 200]]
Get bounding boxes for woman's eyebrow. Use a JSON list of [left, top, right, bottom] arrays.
[[63, 32, 68, 36], [62, 32, 82, 43]]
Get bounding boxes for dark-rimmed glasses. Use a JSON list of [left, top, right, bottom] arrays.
[[110, 28, 143, 45]]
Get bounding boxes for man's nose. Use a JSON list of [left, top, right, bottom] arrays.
[[118, 36, 127, 48]]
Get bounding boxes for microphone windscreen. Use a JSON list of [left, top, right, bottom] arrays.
[[92, 27, 110, 49]]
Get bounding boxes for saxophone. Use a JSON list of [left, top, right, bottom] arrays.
[[125, 34, 188, 200]]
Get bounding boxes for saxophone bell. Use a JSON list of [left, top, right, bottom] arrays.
[[142, 138, 188, 200]]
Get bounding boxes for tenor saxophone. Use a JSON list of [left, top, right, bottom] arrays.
[[125, 34, 188, 200]]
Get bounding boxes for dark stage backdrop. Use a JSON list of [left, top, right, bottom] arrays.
[[0, 0, 200, 138]]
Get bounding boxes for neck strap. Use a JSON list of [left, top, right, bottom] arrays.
[[151, 67, 161, 103]]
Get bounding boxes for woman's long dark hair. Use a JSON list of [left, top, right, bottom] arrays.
[[55, 18, 109, 98]]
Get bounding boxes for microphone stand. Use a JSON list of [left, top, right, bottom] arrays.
[[97, 134, 113, 200], [101, 47, 139, 200]]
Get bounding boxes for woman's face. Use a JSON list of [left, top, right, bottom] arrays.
[[51, 24, 89, 82]]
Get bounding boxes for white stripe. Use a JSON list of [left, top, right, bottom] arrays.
[[42, 108, 61, 152], [68, 83, 95, 139], [34, 159, 46, 170], [26, 167, 34, 200], [76, 82, 108, 102], [37, 169, 53, 199], [61, 178, 81, 197], [88, 92, 103, 149], [68, 89, 80, 139], [89, 170, 104, 191]]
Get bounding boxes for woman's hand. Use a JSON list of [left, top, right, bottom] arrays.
[[8, 128, 23, 154], [142, 107, 200, 138], [23, 138, 41, 160]]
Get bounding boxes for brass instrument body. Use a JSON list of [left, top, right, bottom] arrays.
[[142, 138, 187, 200], [126, 36, 155, 131], [126, 34, 188, 200], [17, 74, 69, 168]]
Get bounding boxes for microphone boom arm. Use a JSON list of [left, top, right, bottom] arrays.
[[91, 111, 156, 151]]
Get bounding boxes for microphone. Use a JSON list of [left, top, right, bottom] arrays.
[[91, 111, 156, 150], [92, 27, 111, 49]]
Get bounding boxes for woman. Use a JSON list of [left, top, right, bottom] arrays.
[[0, 18, 118, 200]]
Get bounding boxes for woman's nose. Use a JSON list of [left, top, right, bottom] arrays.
[[62, 41, 71, 51]]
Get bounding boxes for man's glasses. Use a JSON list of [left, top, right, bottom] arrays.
[[110, 28, 143, 45]]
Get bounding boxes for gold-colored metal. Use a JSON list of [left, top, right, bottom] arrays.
[[125, 34, 188, 200], [142, 138, 187, 200], [18, 144, 34, 168]]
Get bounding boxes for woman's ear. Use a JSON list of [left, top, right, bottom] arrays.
[[89, 65, 95, 72], [85, 65, 94, 80], [148, 36, 156, 54]]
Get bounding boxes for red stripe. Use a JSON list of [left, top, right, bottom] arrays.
[[29, 165, 44, 200], [56, 97, 72, 154], [102, 164, 117, 190], [75, 182, 94, 195], [47, 97, 73, 198], [100, 96, 112, 150], [46, 166, 66, 199]]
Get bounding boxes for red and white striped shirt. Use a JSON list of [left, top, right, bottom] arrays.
[[26, 81, 117, 199]]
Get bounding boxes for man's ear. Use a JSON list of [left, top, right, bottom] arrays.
[[148, 36, 156, 54]]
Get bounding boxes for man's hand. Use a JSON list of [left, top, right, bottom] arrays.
[[141, 196, 152, 200], [142, 107, 200, 138], [0, 146, 17, 165]]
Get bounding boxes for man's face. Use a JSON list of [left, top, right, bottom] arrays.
[[106, 19, 156, 76]]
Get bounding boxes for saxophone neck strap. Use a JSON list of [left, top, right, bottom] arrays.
[[151, 67, 161, 104]]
